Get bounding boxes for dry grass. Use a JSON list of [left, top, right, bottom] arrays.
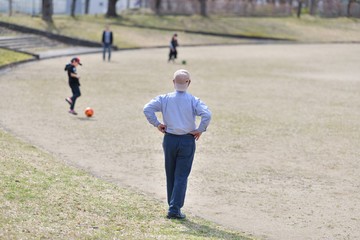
[[0, 48, 33, 66], [0, 130, 253, 240], [0, 14, 251, 49], [1, 14, 360, 48], [112, 14, 360, 42]]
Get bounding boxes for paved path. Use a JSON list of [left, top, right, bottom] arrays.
[[37, 47, 102, 59], [0, 26, 102, 59]]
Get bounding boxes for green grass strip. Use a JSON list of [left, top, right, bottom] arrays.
[[0, 130, 254, 240], [1, 14, 360, 45], [0, 48, 33, 67]]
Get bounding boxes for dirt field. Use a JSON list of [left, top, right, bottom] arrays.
[[0, 44, 359, 240]]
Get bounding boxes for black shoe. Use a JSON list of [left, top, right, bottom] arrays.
[[167, 212, 186, 220], [68, 109, 78, 115]]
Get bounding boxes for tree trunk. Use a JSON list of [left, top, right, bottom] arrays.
[[199, 0, 207, 16], [138, 0, 143, 7], [127, 0, 130, 9], [71, 0, 77, 17], [289, 0, 293, 15], [347, 0, 354, 17], [8, 0, 12, 16], [85, 0, 90, 14], [42, 0, 53, 22], [166, 0, 172, 11], [309, 0, 317, 15], [106, 0, 118, 17], [155, 0, 161, 14], [297, 0, 302, 18]]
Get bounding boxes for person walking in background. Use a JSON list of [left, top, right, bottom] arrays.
[[143, 69, 212, 219], [65, 57, 82, 115], [102, 25, 113, 61], [168, 33, 178, 63]]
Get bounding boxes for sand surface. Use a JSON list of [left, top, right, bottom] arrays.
[[0, 44, 359, 240]]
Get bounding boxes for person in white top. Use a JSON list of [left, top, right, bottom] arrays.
[[143, 69, 212, 219]]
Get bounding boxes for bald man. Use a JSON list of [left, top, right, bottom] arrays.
[[143, 69, 212, 219]]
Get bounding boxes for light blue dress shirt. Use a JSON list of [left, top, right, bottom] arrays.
[[143, 91, 211, 135]]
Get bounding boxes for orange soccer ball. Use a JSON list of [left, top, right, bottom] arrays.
[[85, 107, 94, 117]]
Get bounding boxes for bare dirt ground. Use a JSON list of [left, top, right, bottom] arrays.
[[0, 44, 359, 240]]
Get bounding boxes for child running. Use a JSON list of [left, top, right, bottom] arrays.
[[64, 57, 82, 115]]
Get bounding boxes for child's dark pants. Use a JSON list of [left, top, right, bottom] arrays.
[[70, 85, 81, 110]]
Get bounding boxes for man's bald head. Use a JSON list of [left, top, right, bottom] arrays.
[[173, 69, 191, 92]]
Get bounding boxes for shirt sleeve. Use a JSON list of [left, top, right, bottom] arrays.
[[194, 98, 212, 132], [71, 66, 76, 74], [143, 95, 162, 127]]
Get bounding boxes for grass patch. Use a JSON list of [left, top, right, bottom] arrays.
[[0, 48, 33, 67], [0, 14, 252, 48], [1, 14, 360, 47], [0, 129, 253, 240]]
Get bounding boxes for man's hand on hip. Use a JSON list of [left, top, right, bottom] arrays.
[[190, 130, 202, 141], [157, 124, 166, 133]]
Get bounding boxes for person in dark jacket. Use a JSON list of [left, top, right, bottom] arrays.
[[102, 25, 113, 61], [65, 57, 82, 115], [168, 33, 178, 63]]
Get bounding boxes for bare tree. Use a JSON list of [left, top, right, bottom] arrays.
[[8, 0, 13, 16], [42, 0, 53, 22], [289, 0, 293, 8], [309, 0, 317, 15], [107, 0, 119, 17], [167, 0, 172, 11], [85, 0, 90, 14], [155, 0, 162, 14], [199, 0, 207, 16], [71, 0, 77, 17], [297, 0, 302, 18], [137, 0, 143, 7], [144, 0, 149, 8], [346, 0, 359, 17]]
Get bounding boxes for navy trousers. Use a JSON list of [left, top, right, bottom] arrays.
[[163, 133, 195, 214], [169, 49, 177, 61], [70, 84, 81, 110], [103, 43, 112, 61]]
